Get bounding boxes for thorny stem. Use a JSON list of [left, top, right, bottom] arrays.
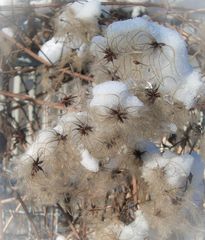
[[0, 31, 52, 67], [16, 192, 40, 240], [60, 68, 94, 82], [0, 90, 70, 110]]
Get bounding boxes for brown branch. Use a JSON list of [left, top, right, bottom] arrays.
[[0, 31, 51, 67], [0, 90, 68, 110], [16, 192, 40, 240], [101, 1, 191, 11]]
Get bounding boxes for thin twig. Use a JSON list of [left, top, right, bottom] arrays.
[[132, 175, 138, 204], [0, 67, 36, 75], [3, 202, 22, 233], [61, 68, 94, 82], [16, 192, 40, 240], [0, 197, 16, 204], [0, 90, 70, 110]]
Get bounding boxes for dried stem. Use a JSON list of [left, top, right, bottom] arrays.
[[16, 192, 40, 240], [132, 175, 138, 204], [57, 203, 81, 240]]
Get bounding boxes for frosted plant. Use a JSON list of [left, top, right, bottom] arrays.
[[13, 8, 205, 240]]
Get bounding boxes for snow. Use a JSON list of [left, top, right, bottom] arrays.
[[92, 81, 129, 96], [90, 81, 143, 113], [90, 81, 129, 107], [119, 210, 149, 240], [38, 35, 83, 63], [70, 0, 101, 21], [91, 17, 202, 108], [55, 235, 65, 240], [174, 71, 202, 108], [124, 96, 144, 109], [38, 37, 72, 64], [80, 149, 99, 172], [1, 28, 14, 37]]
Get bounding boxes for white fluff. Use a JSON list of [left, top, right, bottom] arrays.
[[143, 151, 194, 188], [56, 112, 88, 136], [90, 35, 107, 58], [26, 129, 59, 158], [190, 152, 205, 206], [70, 0, 101, 21], [80, 149, 99, 172], [164, 154, 194, 187]]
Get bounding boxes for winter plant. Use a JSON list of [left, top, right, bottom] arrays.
[[10, 0, 205, 239]]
